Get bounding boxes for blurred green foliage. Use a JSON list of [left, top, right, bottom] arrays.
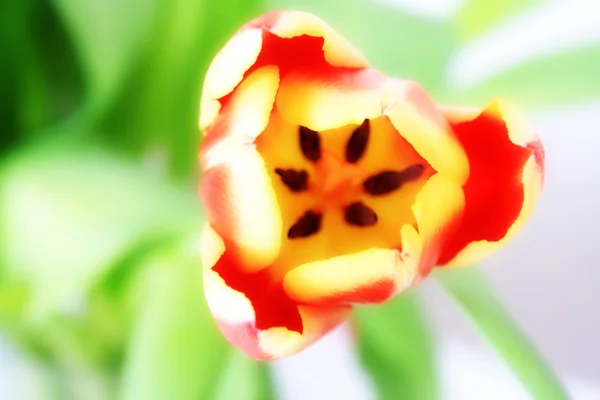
[[435, 269, 570, 400], [354, 292, 437, 400], [454, 0, 543, 40], [1, 0, 597, 398], [448, 44, 600, 107]]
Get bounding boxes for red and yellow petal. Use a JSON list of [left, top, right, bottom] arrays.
[[246, 10, 368, 69], [200, 10, 369, 131], [200, 28, 264, 131], [200, 65, 280, 170], [202, 225, 351, 360], [438, 99, 544, 268], [201, 224, 255, 325], [199, 66, 282, 272], [283, 247, 417, 306], [212, 305, 350, 360]]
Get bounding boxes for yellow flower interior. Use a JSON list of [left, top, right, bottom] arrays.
[[255, 110, 434, 282]]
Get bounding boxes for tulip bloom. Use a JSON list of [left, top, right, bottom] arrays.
[[199, 11, 544, 360]]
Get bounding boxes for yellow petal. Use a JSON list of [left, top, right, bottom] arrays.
[[412, 173, 465, 277], [201, 65, 280, 170], [385, 81, 470, 186], [275, 68, 387, 131], [283, 246, 418, 306], [201, 146, 282, 272], [200, 28, 263, 131]]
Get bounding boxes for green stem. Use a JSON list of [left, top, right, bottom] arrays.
[[435, 268, 570, 400]]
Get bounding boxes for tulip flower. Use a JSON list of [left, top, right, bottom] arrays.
[[198, 10, 544, 360]]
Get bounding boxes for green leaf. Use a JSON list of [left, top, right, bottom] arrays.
[[353, 291, 437, 400], [0, 280, 55, 361], [448, 44, 600, 108], [455, 0, 545, 41], [0, 142, 201, 321], [50, 0, 160, 119], [118, 244, 229, 400], [269, 0, 456, 94], [0, 0, 31, 149], [435, 268, 570, 400], [18, 1, 86, 136], [110, 0, 209, 179], [78, 234, 205, 369], [210, 349, 276, 400]]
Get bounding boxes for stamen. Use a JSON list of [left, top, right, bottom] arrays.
[[299, 126, 321, 162], [288, 210, 322, 239], [345, 119, 370, 163], [275, 168, 309, 192], [344, 202, 378, 226], [363, 164, 424, 196]]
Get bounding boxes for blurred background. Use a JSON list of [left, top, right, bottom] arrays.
[[1, 0, 599, 399]]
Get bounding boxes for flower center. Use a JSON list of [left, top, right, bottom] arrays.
[[313, 150, 363, 207], [255, 112, 433, 276]]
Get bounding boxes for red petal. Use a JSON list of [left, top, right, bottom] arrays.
[[245, 10, 368, 69], [438, 100, 544, 267]]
